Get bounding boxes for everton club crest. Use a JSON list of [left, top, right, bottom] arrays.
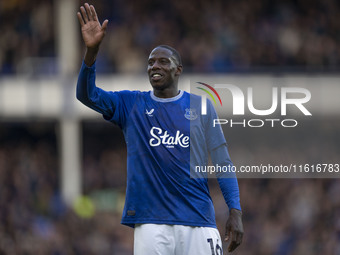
[[184, 108, 198, 120]]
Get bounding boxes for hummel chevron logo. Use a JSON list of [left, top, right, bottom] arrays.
[[146, 109, 154, 116]]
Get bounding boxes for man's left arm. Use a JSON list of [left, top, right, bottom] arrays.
[[211, 144, 244, 252]]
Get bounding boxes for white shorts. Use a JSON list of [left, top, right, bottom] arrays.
[[134, 224, 223, 255]]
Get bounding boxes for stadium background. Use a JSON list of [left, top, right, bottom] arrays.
[[1, 0, 340, 254]]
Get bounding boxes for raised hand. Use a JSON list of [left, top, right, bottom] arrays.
[[77, 3, 108, 66]]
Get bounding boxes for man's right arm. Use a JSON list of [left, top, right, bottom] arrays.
[[76, 61, 117, 118], [76, 3, 116, 117]]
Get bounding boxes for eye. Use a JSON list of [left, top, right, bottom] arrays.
[[160, 59, 169, 64], [148, 60, 154, 65]]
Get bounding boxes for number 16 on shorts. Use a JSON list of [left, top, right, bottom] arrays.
[[207, 238, 223, 255]]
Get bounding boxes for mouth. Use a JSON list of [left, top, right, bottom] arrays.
[[150, 73, 163, 81]]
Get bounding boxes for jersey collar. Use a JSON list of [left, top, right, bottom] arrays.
[[150, 90, 184, 102]]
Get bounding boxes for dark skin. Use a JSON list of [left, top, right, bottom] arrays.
[[77, 3, 108, 67], [77, 3, 243, 252], [225, 208, 243, 252], [147, 47, 182, 98]]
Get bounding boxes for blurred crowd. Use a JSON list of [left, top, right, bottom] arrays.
[[0, 120, 339, 254], [0, 0, 56, 74], [1, 0, 340, 74], [0, 122, 133, 254]]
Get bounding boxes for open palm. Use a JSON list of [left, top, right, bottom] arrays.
[[77, 3, 108, 49]]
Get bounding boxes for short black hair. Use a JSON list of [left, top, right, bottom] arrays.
[[156, 45, 182, 66]]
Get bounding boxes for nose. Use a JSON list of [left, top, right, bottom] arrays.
[[151, 60, 161, 70]]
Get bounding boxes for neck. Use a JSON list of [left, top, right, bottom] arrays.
[[153, 87, 179, 98]]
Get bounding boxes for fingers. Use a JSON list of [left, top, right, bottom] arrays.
[[80, 6, 88, 23], [102, 19, 109, 32], [77, 12, 85, 26], [90, 5, 98, 21], [79, 3, 95, 24], [84, 3, 93, 21], [224, 226, 231, 241], [228, 241, 238, 252], [227, 230, 243, 252]]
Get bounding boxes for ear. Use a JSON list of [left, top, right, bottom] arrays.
[[175, 65, 183, 76]]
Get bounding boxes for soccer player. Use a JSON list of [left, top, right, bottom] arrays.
[[76, 3, 243, 254]]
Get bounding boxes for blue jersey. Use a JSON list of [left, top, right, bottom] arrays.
[[77, 61, 241, 228]]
